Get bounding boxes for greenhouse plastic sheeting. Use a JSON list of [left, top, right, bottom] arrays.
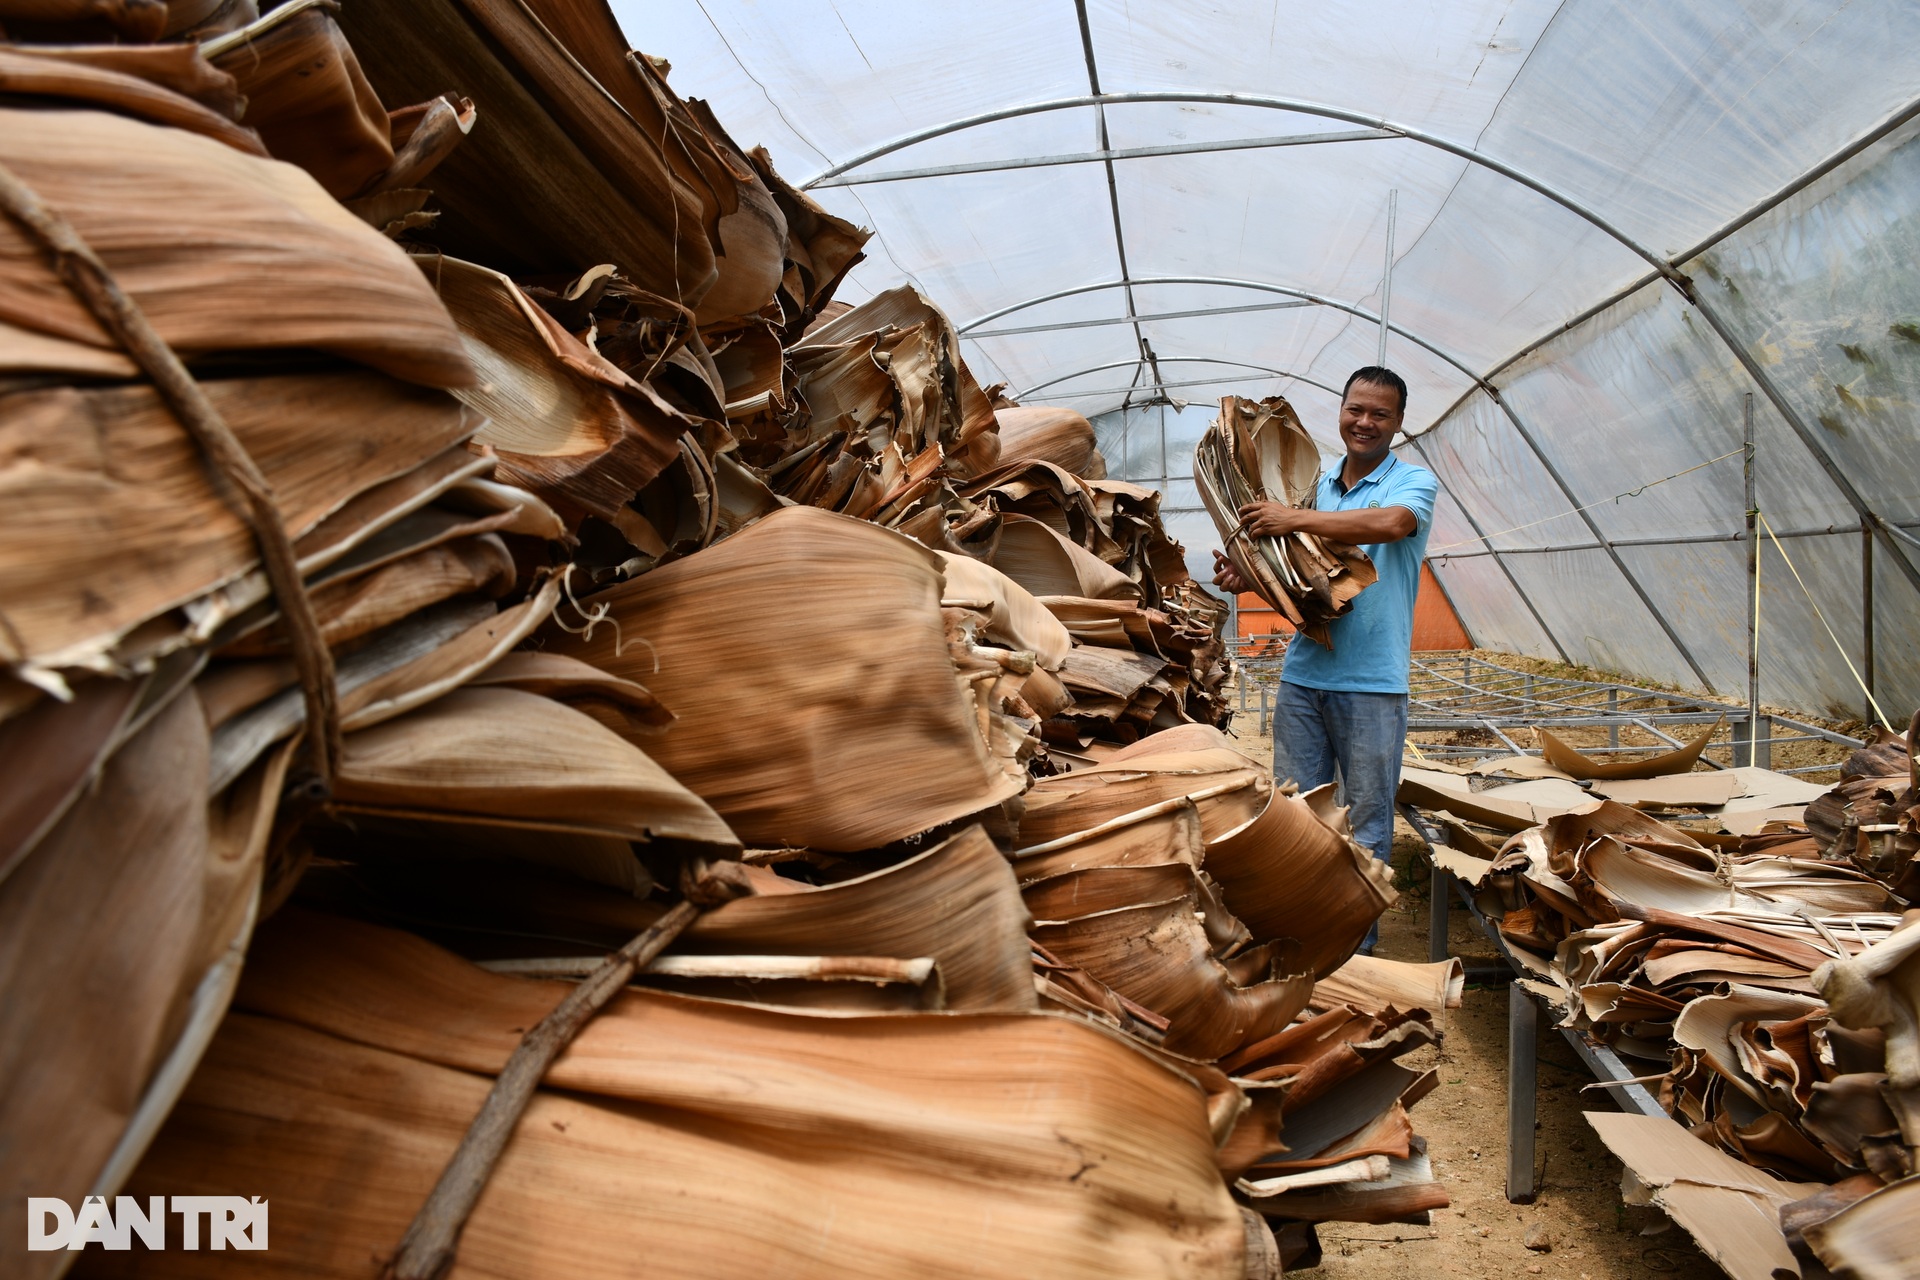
[[624, 0, 1920, 720]]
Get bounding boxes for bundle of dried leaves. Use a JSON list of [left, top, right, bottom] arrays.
[[0, 3, 1463, 1276]]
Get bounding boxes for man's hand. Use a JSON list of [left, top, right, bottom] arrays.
[[1239, 501, 1309, 538], [1211, 550, 1250, 594]]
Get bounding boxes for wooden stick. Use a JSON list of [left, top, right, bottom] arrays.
[[385, 900, 701, 1280], [0, 160, 342, 786]]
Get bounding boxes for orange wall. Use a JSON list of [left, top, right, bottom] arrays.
[[1236, 562, 1470, 651]]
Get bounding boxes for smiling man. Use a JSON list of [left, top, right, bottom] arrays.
[[1212, 366, 1437, 953]]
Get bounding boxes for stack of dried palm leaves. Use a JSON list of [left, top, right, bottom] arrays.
[[1413, 718, 1920, 1280], [1, 3, 1459, 1276], [1196, 395, 1376, 649], [1804, 713, 1920, 902]]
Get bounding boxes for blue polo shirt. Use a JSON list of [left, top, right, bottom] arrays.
[[1280, 451, 1437, 695]]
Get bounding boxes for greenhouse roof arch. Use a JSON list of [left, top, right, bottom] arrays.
[[799, 89, 1695, 296], [1015, 357, 1343, 401], [630, 0, 1920, 719]]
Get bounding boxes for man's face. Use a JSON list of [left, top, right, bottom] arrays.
[[1338, 380, 1403, 464]]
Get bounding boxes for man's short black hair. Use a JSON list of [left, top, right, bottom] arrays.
[[1342, 366, 1407, 414]]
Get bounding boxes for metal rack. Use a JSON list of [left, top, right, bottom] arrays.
[[1406, 652, 1858, 774], [1376, 655, 1863, 1202], [1228, 633, 1290, 735], [1399, 803, 1667, 1204]]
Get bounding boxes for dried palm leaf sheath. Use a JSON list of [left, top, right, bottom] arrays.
[[220, 535, 514, 657], [0, 46, 264, 154], [90, 913, 1245, 1280], [1537, 717, 1724, 780], [508, 0, 791, 327], [331, 685, 737, 849], [1312, 956, 1465, 1022], [0, 108, 473, 387], [1032, 895, 1312, 1061], [202, 0, 394, 198], [1818, 917, 1920, 1154], [1024, 861, 1253, 965], [0, 691, 210, 1248], [1195, 395, 1375, 649], [334, 0, 717, 295], [0, 42, 241, 109], [0, 673, 141, 882], [799, 285, 996, 456], [1239, 1143, 1450, 1226], [1804, 713, 1920, 898], [1013, 798, 1209, 883], [1206, 783, 1398, 980], [1020, 748, 1273, 846], [988, 514, 1141, 601], [1419, 783, 1919, 1248], [1585, 1112, 1821, 1280], [0, 372, 476, 673], [545, 505, 1022, 850], [430, 256, 687, 522], [670, 103, 789, 329], [207, 585, 561, 792], [747, 145, 869, 337], [0, 0, 171, 41], [1805, 1175, 1920, 1280], [994, 405, 1106, 477], [936, 550, 1073, 669], [684, 826, 1034, 1012], [464, 651, 673, 735]]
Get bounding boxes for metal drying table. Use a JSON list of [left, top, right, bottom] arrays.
[[1399, 802, 1667, 1204]]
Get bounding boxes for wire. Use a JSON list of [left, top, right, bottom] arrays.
[[1756, 509, 1891, 730], [1427, 448, 1745, 554]]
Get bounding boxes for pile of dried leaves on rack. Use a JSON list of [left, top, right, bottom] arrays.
[[0, 3, 1455, 1276], [1407, 716, 1920, 1280]]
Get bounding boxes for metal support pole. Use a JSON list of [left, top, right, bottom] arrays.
[[1408, 436, 1574, 664], [1740, 394, 1759, 768], [1486, 389, 1718, 691], [1863, 519, 1876, 726], [1607, 688, 1620, 748], [1428, 861, 1451, 963], [1377, 189, 1397, 368], [1507, 983, 1539, 1204]]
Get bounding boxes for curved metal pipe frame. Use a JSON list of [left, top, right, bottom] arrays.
[[804, 85, 1920, 676], [798, 90, 1694, 298], [960, 275, 1491, 391], [1017, 355, 1342, 400]]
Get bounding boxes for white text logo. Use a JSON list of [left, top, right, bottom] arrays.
[[26, 1196, 268, 1251]]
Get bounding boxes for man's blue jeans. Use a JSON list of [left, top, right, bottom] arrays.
[[1271, 680, 1407, 953]]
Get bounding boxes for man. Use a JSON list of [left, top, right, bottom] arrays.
[[1212, 367, 1437, 953]]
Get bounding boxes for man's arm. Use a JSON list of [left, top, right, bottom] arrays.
[[1238, 501, 1416, 544]]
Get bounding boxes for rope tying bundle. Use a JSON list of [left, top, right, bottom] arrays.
[[0, 160, 343, 789]]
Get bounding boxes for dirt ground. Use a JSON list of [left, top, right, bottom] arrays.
[[1220, 710, 1730, 1279]]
